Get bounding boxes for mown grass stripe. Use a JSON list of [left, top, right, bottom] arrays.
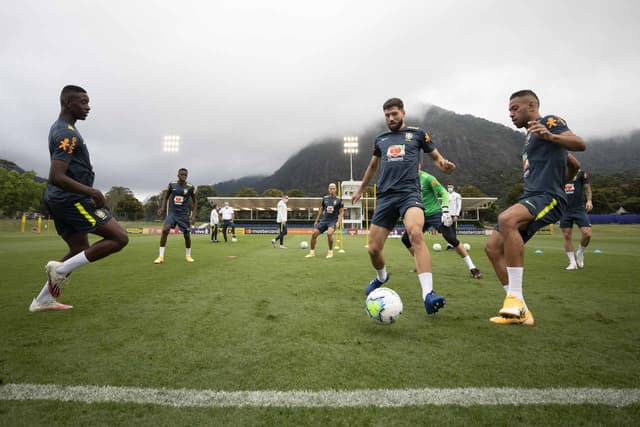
[[1, 384, 638, 407]]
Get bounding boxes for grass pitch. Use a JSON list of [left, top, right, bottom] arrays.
[[1, 223, 639, 426]]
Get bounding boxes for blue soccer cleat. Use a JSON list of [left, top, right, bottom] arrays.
[[365, 273, 390, 295], [424, 291, 446, 315]]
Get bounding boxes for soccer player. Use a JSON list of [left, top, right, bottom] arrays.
[[485, 89, 585, 326], [210, 202, 220, 243], [272, 194, 289, 249], [219, 201, 237, 242], [29, 85, 129, 312], [352, 97, 456, 315], [402, 170, 482, 279], [561, 168, 593, 270], [154, 168, 197, 263], [445, 183, 461, 250], [305, 183, 344, 259]]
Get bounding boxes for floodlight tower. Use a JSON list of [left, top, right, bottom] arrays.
[[343, 136, 359, 181], [163, 135, 181, 153]]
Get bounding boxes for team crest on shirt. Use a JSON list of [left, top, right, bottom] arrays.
[[183, 188, 188, 195], [95, 209, 107, 220], [405, 132, 413, 141], [546, 116, 566, 128], [564, 183, 575, 194], [58, 136, 77, 154], [387, 144, 405, 161]]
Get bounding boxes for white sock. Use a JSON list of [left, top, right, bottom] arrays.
[[309, 249, 315, 255], [327, 249, 333, 255], [418, 272, 433, 300], [186, 248, 191, 257], [462, 255, 476, 270], [159, 247, 165, 257], [566, 251, 576, 264], [35, 280, 53, 303], [506, 267, 524, 300], [57, 251, 90, 275], [376, 266, 388, 282], [577, 245, 586, 254]]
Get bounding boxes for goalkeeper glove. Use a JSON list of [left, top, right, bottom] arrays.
[[441, 206, 453, 227]]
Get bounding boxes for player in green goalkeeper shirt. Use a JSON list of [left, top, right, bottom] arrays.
[[401, 169, 482, 279]]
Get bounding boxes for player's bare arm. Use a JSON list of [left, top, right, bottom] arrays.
[[49, 159, 105, 208], [585, 183, 593, 212], [566, 153, 581, 183], [190, 191, 198, 224], [353, 155, 380, 203], [527, 122, 586, 151], [157, 189, 168, 217], [428, 149, 456, 175]]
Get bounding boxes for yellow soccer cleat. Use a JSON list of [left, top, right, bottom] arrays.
[[305, 253, 315, 258], [153, 256, 164, 264], [498, 295, 525, 318], [326, 251, 334, 259], [490, 310, 535, 326], [186, 256, 195, 263]]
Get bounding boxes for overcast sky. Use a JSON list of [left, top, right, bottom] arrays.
[[1, 0, 638, 200]]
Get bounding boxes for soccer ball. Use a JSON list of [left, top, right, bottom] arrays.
[[463, 243, 471, 251], [300, 241, 308, 249], [365, 287, 403, 325], [432, 243, 442, 252], [231, 237, 238, 242]]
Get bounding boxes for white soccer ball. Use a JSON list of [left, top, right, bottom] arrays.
[[231, 237, 238, 242], [300, 241, 309, 249], [432, 243, 442, 252], [463, 243, 471, 251], [365, 287, 403, 325]]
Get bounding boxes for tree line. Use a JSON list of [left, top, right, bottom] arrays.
[[1, 168, 638, 222]]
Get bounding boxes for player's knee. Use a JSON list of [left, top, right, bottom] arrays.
[[115, 231, 129, 250], [367, 240, 383, 257], [582, 228, 592, 239], [484, 240, 498, 259]]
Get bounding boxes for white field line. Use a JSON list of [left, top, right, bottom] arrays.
[[1, 384, 639, 408]]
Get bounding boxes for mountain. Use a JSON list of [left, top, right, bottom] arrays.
[[212, 175, 266, 195], [227, 106, 639, 200], [0, 159, 47, 183]]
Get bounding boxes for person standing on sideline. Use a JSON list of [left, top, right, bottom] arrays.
[[561, 168, 593, 270], [219, 201, 237, 242], [210, 203, 220, 243], [402, 170, 482, 279], [30, 85, 129, 312], [445, 183, 461, 250], [485, 89, 585, 326], [272, 194, 289, 248], [305, 183, 344, 259], [154, 168, 197, 263], [352, 97, 456, 315]]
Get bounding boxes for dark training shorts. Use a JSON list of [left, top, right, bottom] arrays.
[[46, 198, 113, 238], [372, 191, 424, 230], [165, 212, 191, 233], [496, 193, 566, 244], [560, 209, 591, 229]]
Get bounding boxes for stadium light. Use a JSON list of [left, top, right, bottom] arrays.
[[343, 136, 359, 181], [163, 135, 181, 153]]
